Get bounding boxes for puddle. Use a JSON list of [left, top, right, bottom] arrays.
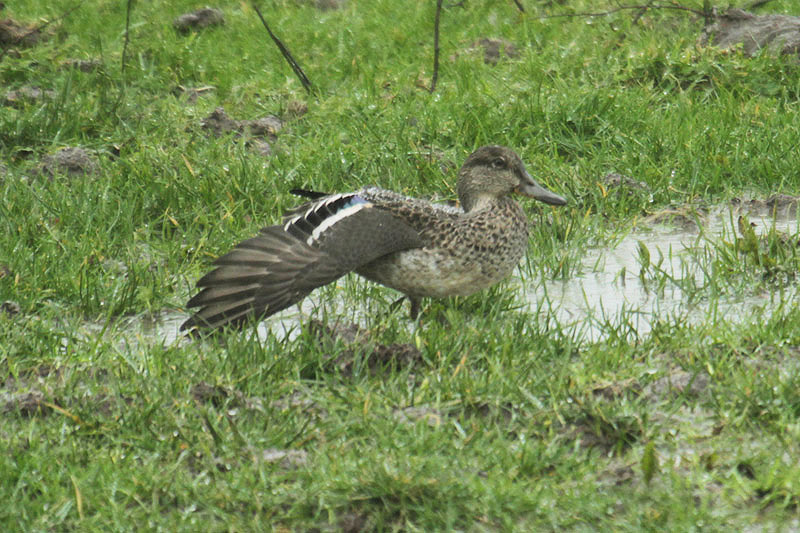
[[522, 207, 800, 342], [109, 289, 358, 348], [102, 205, 799, 348]]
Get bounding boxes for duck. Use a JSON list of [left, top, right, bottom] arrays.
[[181, 145, 567, 332]]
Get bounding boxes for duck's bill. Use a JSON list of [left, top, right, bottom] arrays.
[[516, 172, 567, 206]]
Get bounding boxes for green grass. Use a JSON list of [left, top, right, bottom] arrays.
[[3, 0, 800, 530]]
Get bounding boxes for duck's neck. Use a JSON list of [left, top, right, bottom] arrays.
[[464, 194, 515, 213]]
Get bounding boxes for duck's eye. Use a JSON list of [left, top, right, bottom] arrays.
[[491, 158, 506, 169]]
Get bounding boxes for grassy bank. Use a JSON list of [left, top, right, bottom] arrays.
[[3, 0, 800, 530]]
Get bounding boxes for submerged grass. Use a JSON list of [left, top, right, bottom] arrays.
[[3, 0, 800, 530]]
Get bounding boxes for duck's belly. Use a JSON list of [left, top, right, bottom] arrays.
[[356, 247, 522, 299]]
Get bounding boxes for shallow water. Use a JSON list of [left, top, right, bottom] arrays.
[[123, 286, 355, 348], [521, 207, 800, 342], [119, 205, 799, 347]]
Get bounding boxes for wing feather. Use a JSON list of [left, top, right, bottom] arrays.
[[182, 198, 423, 332]]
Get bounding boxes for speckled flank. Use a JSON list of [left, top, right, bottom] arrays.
[[356, 195, 529, 298]]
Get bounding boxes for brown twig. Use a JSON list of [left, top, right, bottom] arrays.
[[252, 3, 313, 94], [430, 0, 443, 93], [121, 0, 133, 76], [747, 0, 776, 9], [538, 4, 705, 19], [702, 0, 713, 26], [0, 3, 82, 62], [511, 0, 525, 13]]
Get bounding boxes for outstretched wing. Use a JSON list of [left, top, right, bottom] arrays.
[[181, 193, 422, 332]]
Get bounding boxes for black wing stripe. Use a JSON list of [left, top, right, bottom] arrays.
[[282, 193, 370, 243]]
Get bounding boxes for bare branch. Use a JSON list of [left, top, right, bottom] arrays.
[[252, 3, 313, 94], [430, 0, 443, 93], [538, 4, 706, 20], [122, 0, 133, 76], [747, 0, 776, 9], [511, 0, 525, 13]]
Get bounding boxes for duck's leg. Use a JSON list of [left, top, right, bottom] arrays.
[[388, 295, 421, 320], [409, 297, 421, 320], [389, 295, 407, 314]]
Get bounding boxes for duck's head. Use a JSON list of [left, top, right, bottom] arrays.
[[457, 145, 567, 212]]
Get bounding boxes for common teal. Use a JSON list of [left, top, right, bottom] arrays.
[[181, 145, 567, 331]]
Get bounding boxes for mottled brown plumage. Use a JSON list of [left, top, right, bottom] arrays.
[[182, 145, 566, 332]]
